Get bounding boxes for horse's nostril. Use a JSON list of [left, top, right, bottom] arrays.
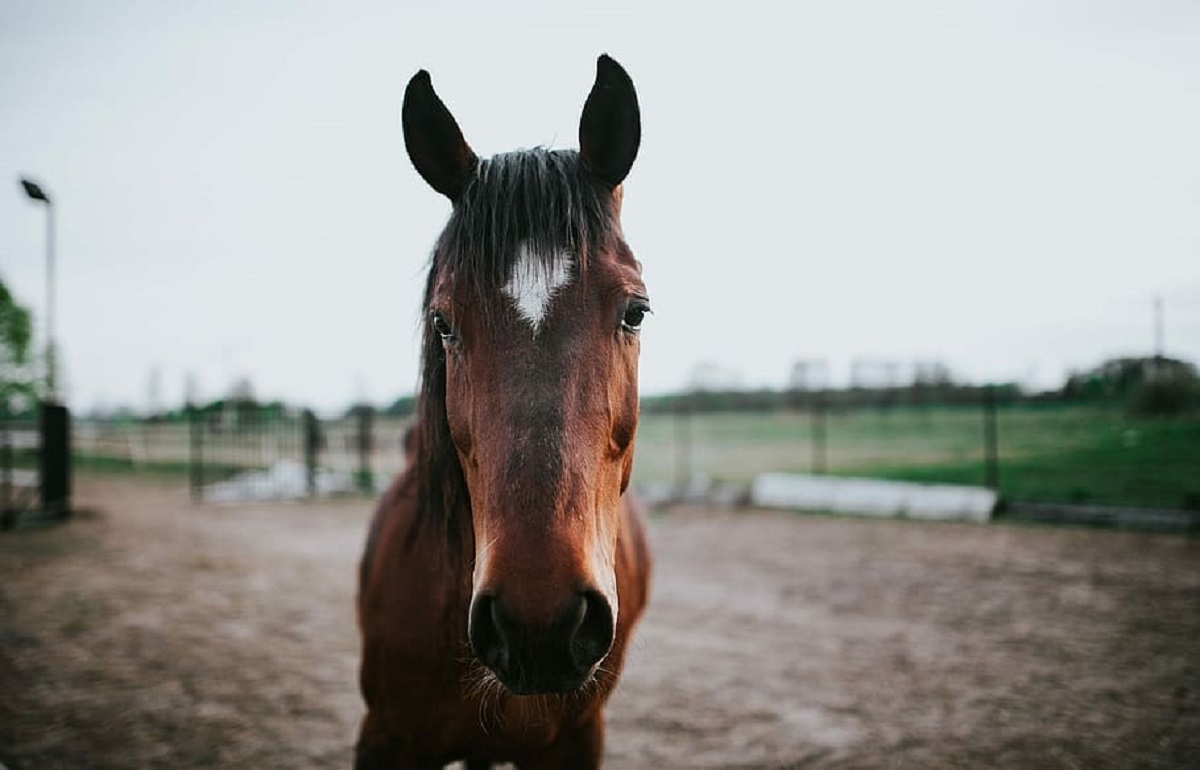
[[569, 590, 614, 671], [468, 594, 509, 672]]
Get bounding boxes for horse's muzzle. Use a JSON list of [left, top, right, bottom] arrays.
[[468, 589, 614, 695]]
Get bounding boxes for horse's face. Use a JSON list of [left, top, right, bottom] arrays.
[[404, 57, 645, 695], [432, 222, 646, 693]]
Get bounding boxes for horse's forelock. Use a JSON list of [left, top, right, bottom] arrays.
[[434, 148, 613, 319]]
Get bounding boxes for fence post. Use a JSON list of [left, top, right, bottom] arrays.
[[356, 406, 374, 495], [1, 408, 12, 528], [39, 402, 71, 517], [674, 392, 692, 497], [303, 409, 320, 498], [189, 406, 204, 502], [811, 390, 828, 475], [983, 385, 999, 491]]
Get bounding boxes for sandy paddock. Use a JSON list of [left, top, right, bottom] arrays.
[[1, 476, 1197, 768]]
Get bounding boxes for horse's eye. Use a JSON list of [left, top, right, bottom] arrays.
[[621, 301, 650, 332], [432, 312, 455, 340]]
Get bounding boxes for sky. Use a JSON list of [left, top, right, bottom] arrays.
[[1, 0, 1198, 415]]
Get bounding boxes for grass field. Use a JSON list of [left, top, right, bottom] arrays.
[[633, 404, 1200, 509]]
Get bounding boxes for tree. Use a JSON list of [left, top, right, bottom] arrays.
[[0, 278, 37, 414], [1062, 355, 1199, 415]]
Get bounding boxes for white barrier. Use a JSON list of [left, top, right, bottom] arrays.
[[2, 430, 39, 490], [5, 469, 38, 488], [203, 460, 356, 503], [6, 429, 39, 450], [750, 472, 997, 523]]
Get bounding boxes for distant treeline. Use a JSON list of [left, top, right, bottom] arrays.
[[638, 383, 1024, 414], [636, 356, 1198, 416], [374, 383, 1027, 418], [379, 355, 1196, 417], [74, 355, 1197, 423]]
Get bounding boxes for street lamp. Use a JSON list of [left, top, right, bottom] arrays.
[[19, 177, 56, 402]]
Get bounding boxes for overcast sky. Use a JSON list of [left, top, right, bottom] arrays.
[[2, 0, 1198, 414]]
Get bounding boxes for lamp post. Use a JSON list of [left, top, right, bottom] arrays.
[[19, 178, 56, 402]]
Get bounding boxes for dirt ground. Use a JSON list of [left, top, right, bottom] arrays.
[[1, 476, 1197, 769]]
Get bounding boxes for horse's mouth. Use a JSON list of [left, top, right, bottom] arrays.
[[489, 665, 596, 697], [476, 642, 602, 696]]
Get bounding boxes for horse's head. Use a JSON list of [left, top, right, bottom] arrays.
[[403, 56, 646, 695]]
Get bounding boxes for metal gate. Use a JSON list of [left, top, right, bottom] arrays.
[[188, 406, 379, 503]]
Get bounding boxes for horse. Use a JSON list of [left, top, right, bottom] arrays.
[[356, 55, 653, 769]]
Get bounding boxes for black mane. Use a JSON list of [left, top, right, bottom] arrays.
[[412, 148, 617, 545]]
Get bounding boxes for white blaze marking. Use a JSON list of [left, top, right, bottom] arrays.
[[503, 242, 572, 334]]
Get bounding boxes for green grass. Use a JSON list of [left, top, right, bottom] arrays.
[[71, 453, 192, 478], [633, 404, 1200, 509]]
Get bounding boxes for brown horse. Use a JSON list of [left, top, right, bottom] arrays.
[[356, 55, 652, 769]]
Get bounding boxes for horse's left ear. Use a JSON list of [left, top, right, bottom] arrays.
[[579, 54, 641, 189]]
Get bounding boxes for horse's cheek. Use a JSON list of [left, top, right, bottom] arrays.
[[607, 347, 640, 454], [442, 358, 474, 458]]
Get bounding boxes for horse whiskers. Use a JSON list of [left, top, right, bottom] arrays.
[[462, 658, 502, 699], [574, 668, 606, 704], [483, 677, 507, 732], [457, 664, 624, 738], [462, 660, 507, 734]]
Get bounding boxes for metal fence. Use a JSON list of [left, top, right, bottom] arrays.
[[74, 408, 410, 504], [69, 394, 1200, 512], [632, 394, 1200, 510], [187, 408, 395, 502]]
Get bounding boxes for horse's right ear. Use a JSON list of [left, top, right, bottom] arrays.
[[402, 70, 478, 201], [579, 54, 641, 189]]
